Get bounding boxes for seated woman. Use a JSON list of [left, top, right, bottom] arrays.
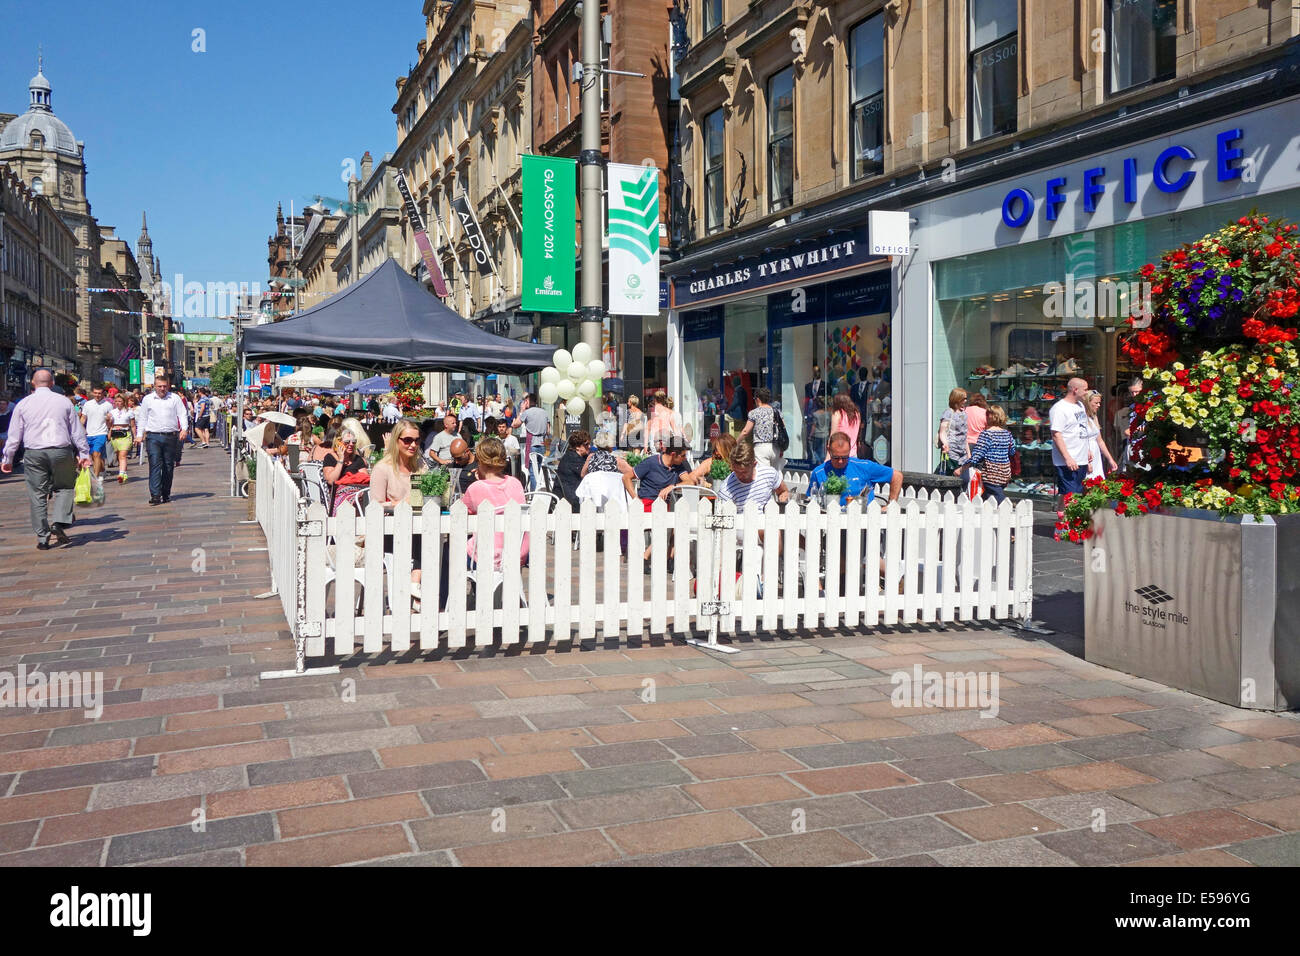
[[554, 430, 590, 509], [321, 429, 370, 515], [369, 418, 426, 607], [459, 436, 529, 571], [580, 430, 635, 482], [686, 433, 737, 485], [310, 425, 337, 463]]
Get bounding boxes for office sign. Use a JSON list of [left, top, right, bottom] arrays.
[[395, 171, 449, 297], [452, 194, 497, 276], [522, 155, 577, 313], [608, 163, 660, 316]]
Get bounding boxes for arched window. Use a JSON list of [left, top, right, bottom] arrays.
[[30, 131, 44, 149]]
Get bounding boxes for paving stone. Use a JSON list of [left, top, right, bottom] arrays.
[[1118, 750, 1243, 782], [1133, 808, 1278, 850], [605, 810, 762, 855], [348, 761, 487, 798], [1147, 725, 1253, 750], [128, 848, 244, 867], [576, 740, 677, 769], [416, 716, 534, 742], [664, 733, 752, 758], [350, 850, 456, 867], [1109, 780, 1238, 816], [14, 756, 156, 794], [246, 751, 380, 788], [676, 711, 782, 735], [897, 711, 1005, 733], [1036, 824, 1182, 866], [90, 766, 248, 810], [841, 816, 973, 859], [473, 695, 590, 718], [1057, 733, 1175, 761], [45, 716, 163, 747], [680, 751, 804, 780], [422, 774, 570, 815], [745, 829, 872, 865], [786, 741, 901, 769], [1034, 761, 1159, 793], [685, 775, 807, 810], [861, 853, 942, 866], [554, 762, 694, 799], [278, 793, 429, 838], [1200, 768, 1300, 801], [1122, 708, 1211, 731], [245, 824, 412, 866], [526, 708, 638, 732], [1224, 832, 1300, 866], [953, 773, 1070, 804], [791, 763, 916, 795], [736, 794, 884, 836], [1204, 739, 1300, 769], [206, 778, 350, 820], [884, 733, 986, 759], [552, 787, 700, 830], [0, 839, 106, 867], [455, 830, 621, 866], [930, 837, 1078, 866], [1121, 849, 1255, 868], [969, 744, 1092, 774], [1232, 794, 1300, 831], [0, 820, 38, 853], [890, 755, 1000, 783], [105, 814, 275, 865], [260, 711, 390, 738], [863, 782, 987, 818], [603, 843, 762, 866]]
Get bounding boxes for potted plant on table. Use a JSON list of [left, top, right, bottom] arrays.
[[820, 473, 849, 506], [708, 456, 731, 491], [410, 468, 449, 510], [1058, 212, 1300, 710]]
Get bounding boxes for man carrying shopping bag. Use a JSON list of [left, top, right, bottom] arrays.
[[1, 369, 92, 549]]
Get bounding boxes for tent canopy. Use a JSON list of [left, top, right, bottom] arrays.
[[344, 374, 391, 395], [276, 367, 351, 390], [240, 258, 553, 375]]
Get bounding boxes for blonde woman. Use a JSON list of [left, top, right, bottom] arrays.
[[1083, 390, 1117, 480], [370, 418, 427, 604], [620, 395, 644, 450], [340, 417, 373, 461]]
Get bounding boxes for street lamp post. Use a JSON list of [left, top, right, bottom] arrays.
[[578, 0, 604, 429]]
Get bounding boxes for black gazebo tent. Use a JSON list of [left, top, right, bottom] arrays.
[[239, 258, 553, 374]]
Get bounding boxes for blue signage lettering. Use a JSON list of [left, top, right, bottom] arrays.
[[1002, 128, 1242, 228], [1001, 188, 1034, 228], [1217, 128, 1244, 182], [1153, 145, 1196, 193]]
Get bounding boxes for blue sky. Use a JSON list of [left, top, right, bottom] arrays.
[[1, 0, 419, 331]]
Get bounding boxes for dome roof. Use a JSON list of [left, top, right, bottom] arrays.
[[0, 68, 79, 158]]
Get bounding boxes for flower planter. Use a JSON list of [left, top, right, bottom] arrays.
[[1085, 507, 1300, 711]]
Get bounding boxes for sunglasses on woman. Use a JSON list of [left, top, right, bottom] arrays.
[[397, 436, 420, 445]]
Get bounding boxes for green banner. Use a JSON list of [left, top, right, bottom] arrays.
[[129, 359, 141, 385], [522, 155, 576, 313]]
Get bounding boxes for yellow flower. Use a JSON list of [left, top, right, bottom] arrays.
[[1198, 408, 1210, 418], [1208, 397, 1221, 407]]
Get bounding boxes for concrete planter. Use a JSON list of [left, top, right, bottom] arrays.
[[1085, 507, 1300, 711]]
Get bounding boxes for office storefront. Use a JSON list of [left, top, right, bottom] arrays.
[[898, 95, 1300, 497], [669, 227, 892, 468]]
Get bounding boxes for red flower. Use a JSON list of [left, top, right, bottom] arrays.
[[1139, 263, 1156, 278], [1266, 242, 1284, 257], [1115, 503, 1128, 516]]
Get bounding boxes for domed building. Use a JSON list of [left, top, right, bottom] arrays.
[[0, 60, 107, 381]]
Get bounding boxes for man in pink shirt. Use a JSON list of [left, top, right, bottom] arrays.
[[2, 369, 92, 549]]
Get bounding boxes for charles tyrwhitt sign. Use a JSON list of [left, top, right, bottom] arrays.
[[608, 163, 661, 316], [395, 171, 448, 298], [521, 155, 576, 313]]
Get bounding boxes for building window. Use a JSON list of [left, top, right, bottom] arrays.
[[702, 0, 722, 34], [850, 14, 885, 181], [1108, 0, 1177, 94], [31, 177, 43, 195], [703, 108, 725, 233], [968, 0, 1018, 142], [767, 67, 795, 212], [30, 132, 44, 149]]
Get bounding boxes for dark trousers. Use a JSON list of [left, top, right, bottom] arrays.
[[23, 446, 77, 538], [1054, 464, 1089, 496], [983, 483, 1007, 504], [146, 432, 180, 499]]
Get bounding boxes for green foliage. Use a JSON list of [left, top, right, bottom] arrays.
[[209, 354, 239, 393], [822, 474, 849, 496], [418, 469, 450, 498], [708, 457, 732, 480], [624, 451, 645, 468]]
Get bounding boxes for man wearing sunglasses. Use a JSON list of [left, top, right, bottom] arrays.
[[807, 432, 902, 507]]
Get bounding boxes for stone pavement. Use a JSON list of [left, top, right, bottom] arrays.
[[0, 451, 1298, 866]]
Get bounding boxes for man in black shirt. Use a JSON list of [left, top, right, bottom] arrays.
[[447, 437, 478, 495]]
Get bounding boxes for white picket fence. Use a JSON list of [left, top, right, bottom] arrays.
[[252, 448, 1034, 667]]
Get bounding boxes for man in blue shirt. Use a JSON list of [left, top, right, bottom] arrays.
[[807, 432, 902, 506]]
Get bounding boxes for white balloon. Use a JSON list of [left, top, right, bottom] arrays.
[[578, 379, 596, 400], [538, 382, 558, 405], [567, 361, 587, 382], [566, 396, 586, 416], [539, 366, 560, 385], [557, 379, 576, 400], [571, 342, 594, 364], [553, 349, 572, 373], [587, 359, 606, 379]]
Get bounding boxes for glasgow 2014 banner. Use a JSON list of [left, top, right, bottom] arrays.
[[522, 155, 576, 313], [608, 163, 660, 316]]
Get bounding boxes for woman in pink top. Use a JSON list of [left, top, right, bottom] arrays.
[[965, 394, 988, 450], [460, 436, 529, 570], [828, 393, 861, 459]]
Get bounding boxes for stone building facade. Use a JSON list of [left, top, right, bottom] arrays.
[[333, 151, 405, 289], [266, 204, 308, 319], [297, 205, 342, 303]]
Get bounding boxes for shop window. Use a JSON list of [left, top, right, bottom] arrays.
[[767, 67, 795, 212], [702, 0, 722, 35], [703, 108, 725, 233], [968, 0, 1017, 142], [1107, 0, 1176, 95], [850, 14, 885, 182]]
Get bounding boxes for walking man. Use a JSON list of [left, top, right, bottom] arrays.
[[1, 369, 92, 549], [80, 385, 113, 478], [1050, 376, 1092, 497], [138, 374, 189, 505]]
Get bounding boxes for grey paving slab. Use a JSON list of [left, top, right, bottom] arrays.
[[841, 816, 973, 859], [931, 838, 1079, 867], [473, 695, 590, 718], [421, 774, 568, 815], [863, 782, 988, 818], [354, 851, 457, 866], [603, 843, 762, 866], [348, 761, 487, 798], [1118, 750, 1244, 782], [1224, 832, 1300, 867], [106, 814, 275, 865], [1199, 769, 1300, 801], [897, 711, 1007, 733], [890, 755, 1001, 783], [1122, 708, 1213, 731], [555, 761, 695, 798], [261, 711, 390, 739], [1057, 733, 1176, 761], [14, 756, 156, 794], [969, 744, 1093, 774], [246, 750, 381, 788], [525, 707, 636, 731], [289, 726, 422, 758], [663, 733, 754, 758], [675, 712, 783, 735], [1036, 824, 1182, 865], [885, 733, 988, 759], [1022, 792, 1155, 828], [786, 741, 902, 769], [576, 740, 677, 768], [1147, 725, 1253, 750], [1112, 779, 1241, 816], [88, 766, 247, 811], [737, 795, 885, 836], [46, 716, 163, 747], [414, 716, 534, 742]]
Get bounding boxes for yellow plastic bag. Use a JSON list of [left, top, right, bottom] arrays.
[[74, 467, 93, 505]]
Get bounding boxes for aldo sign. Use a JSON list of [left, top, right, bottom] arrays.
[[1001, 128, 1247, 229]]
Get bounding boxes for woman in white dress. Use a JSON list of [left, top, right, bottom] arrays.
[[1084, 390, 1118, 480]]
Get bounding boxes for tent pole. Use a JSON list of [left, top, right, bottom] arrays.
[[232, 354, 246, 497]]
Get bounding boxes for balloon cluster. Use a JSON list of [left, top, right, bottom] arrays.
[[537, 342, 606, 416]]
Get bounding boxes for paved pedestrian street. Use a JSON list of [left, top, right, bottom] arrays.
[[1, 453, 1298, 867]]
